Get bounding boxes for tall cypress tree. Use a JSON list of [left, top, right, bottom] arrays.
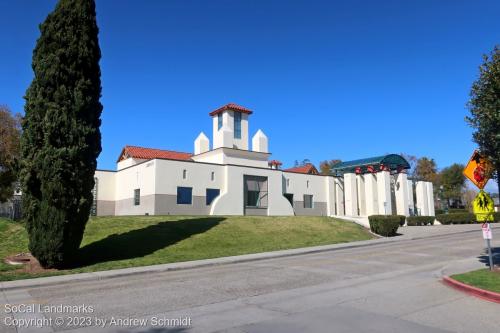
[[21, 0, 102, 268]]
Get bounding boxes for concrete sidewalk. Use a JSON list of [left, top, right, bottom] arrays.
[[1, 223, 496, 291]]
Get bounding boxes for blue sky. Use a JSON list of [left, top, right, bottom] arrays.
[[1, 0, 499, 192]]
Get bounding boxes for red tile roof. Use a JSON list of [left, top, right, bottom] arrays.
[[283, 163, 319, 175], [268, 160, 283, 166], [117, 145, 192, 162], [209, 103, 253, 116]]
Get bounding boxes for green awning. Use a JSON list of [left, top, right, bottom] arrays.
[[331, 154, 410, 176]]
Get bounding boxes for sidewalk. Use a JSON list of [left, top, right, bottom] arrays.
[[1, 223, 497, 291]]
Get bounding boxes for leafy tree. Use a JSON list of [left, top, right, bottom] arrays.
[[414, 157, 438, 183], [21, 0, 102, 268], [439, 164, 466, 206], [400, 153, 417, 177], [320, 159, 342, 175], [294, 159, 311, 167], [466, 46, 500, 195], [0, 106, 22, 202]]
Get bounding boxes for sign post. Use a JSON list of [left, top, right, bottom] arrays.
[[482, 222, 494, 270], [465, 150, 495, 271]]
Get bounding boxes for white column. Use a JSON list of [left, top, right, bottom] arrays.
[[335, 177, 345, 216], [344, 173, 358, 216], [326, 177, 336, 216], [364, 173, 379, 215], [357, 175, 366, 216], [395, 173, 409, 216], [407, 179, 415, 215], [415, 181, 429, 216], [426, 182, 435, 216], [377, 171, 392, 215]]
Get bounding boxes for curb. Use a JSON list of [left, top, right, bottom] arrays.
[[0, 226, 496, 291], [442, 276, 500, 304]]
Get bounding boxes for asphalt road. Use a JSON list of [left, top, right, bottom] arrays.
[[1, 225, 499, 333]]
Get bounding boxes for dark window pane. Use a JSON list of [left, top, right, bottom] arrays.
[[304, 195, 313, 208], [234, 112, 241, 139], [134, 189, 140, 206], [177, 187, 192, 205], [206, 188, 220, 205]]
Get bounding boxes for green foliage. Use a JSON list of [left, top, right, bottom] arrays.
[[448, 208, 469, 213], [414, 157, 438, 182], [435, 209, 445, 215], [437, 213, 477, 224], [368, 215, 404, 236], [0, 106, 22, 203], [466, 46, 500, 194], [439, 164, 466, 203], [407, 216, 435, 226], [0, 216, 374, 281], [320, 159, 342, 175], [21, 0, 102, 268], [437, 212, 499, 224]]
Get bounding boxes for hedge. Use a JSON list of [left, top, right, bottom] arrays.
[[368, 215, 404, 236], [407, 216, 435, 226], [436, 212, 499, 225]]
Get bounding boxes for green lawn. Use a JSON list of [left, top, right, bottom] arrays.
[[0, 215, 373, 281], [452, 269, 500, 293]]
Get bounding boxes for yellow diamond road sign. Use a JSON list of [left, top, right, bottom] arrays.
[[473, 190, 494, 222], [463, 150, 493, 190]]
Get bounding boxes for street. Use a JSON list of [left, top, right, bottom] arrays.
[[1, 225, 499, 333]]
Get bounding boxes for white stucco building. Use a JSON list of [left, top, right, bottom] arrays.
[[93, 103, 434, 218]]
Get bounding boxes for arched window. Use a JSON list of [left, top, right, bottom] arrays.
[[183, 169, 187, 179]]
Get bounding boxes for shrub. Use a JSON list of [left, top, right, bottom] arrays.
[[436, 213, 476, 225], [407, 216, 435, 226], [368, 215, 404, 237], [494, 212, 500, 223], [435, 209, 445, 215], [448, 208, 469, 214]]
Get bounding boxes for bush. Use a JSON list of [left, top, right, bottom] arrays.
[[407, 216, 435, 226], [368, 215, 404, 237], [436, 213, 476, 225], [435, 209, 445, 215], [437, 212, 499, 225], [448, 208, 469, 214]]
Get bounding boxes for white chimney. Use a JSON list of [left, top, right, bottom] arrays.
[[194, 132, 210, 155], [252, 129, 268, 153]]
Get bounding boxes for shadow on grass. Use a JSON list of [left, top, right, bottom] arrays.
[[73, 217, 224, 268], [477, 246, 500, 268]]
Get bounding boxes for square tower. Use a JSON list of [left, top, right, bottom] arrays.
[[210, 103, 252, 150]]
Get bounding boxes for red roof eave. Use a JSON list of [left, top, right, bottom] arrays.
[[209, 103, 253, 117]]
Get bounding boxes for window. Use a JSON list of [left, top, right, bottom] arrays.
[[211, 171, 215, 181], [286, 178, 290, 187], [306, 180, 309, 188], [206, 188, 220, 205], [244, 176, 268, 208], [183, 169, 187, 179], [218, 113, 222, 130], [134, 189, 140, 206], [304, 194, 313, 209], [234, 112, 242, 139], [177, 187, 192, 205]]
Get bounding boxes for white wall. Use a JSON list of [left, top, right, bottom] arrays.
[[426, 182, 435, 216], [344, 173, 358, 216], [95, 170, 116, 201], [395, 173, 409, 216], [114, 160, 156, 215], [117, 158, 147, 171], [211, 166, 296, 216], [283, 172, 329, 204], [155, 159, 224, 196], [377, 171, 392, 215], [415, 181, 429, 216], [364, 173, 378, 215], [192, 148, 269, 168], [212, 111, 249, 150]]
